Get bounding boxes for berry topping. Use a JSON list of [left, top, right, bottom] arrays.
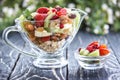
[[52, 8, 57, 12], [86, 41, 99, 52], [68, 13, 76, 19], [51, 15, 59, 20], [55, 6, 62, 11], [79, 41, 110, 56], [86, 46, 96, 52], [34, 14, 47, 27], [88, 41, 99, 47], [36, 7, 49, 14], [56, 8, 67, 16], [60, 23, 64, 29]]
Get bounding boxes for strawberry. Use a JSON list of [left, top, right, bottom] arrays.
[[56, 8, 67, 16], [40, 36, 50, 42], [36, 7, 49, 14], [99, 44, 107, 49], [88, 41, 99, 46], [86, 46, 95, 52], [86, 41, 99, 52], [99, 48, 110, 56], [34, 14, 47, 27]]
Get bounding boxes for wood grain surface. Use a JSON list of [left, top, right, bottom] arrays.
[[0, 31, 120, 80]]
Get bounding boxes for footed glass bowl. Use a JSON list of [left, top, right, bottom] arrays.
[[75, 51, 111, 70], [2, 8, 87, 68]]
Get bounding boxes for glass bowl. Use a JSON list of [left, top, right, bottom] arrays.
[[75, 50, 111, 70], [2, 8, 87, 68]]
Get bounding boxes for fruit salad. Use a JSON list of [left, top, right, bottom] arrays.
[[18, 6, 80, 53], [75, 41, 110, 69], [79, 41, 110, 56]]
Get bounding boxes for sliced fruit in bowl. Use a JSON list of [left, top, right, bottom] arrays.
[[79, 41, 110, 57], [75, 41, 110, 69], [18, 6, 81, 53]]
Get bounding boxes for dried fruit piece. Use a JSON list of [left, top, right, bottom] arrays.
[[54, 33, 61, 37], [28, 34, 36, 41], [23, 22, 34, 31], [26, 24, 34, 31], [36, 27, 44, 32], [40, 36, 50, 42], [60, 34, 68, 40], [55, 6, 62, 11], [51, 36, 59, 41], [68, 13, 76, 19], [79, 48, 82, 52]]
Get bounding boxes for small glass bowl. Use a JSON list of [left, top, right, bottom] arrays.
[[75, 50, 110, 70]]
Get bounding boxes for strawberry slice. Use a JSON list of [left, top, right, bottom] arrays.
[[99, 48, 110, 56], [86, 46, 95, 52], [99, 44, 107, 49], [88, 41, 99, 46], [40, 36, 50, 42], [36, 7, 49, 14], [56, 8, 67, 16], [86, 41, 99, 52], [34, 14, 47, 27]]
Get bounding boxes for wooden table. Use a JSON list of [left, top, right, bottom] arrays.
[[0, 30, 120, 80]]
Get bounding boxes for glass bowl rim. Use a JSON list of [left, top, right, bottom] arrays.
[[75, 50, 111, 59]]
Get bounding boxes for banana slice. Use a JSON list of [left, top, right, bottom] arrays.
[[35, 30, 52, 37]]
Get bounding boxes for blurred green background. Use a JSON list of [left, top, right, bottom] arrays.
[[0, 0, 120, 35]]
